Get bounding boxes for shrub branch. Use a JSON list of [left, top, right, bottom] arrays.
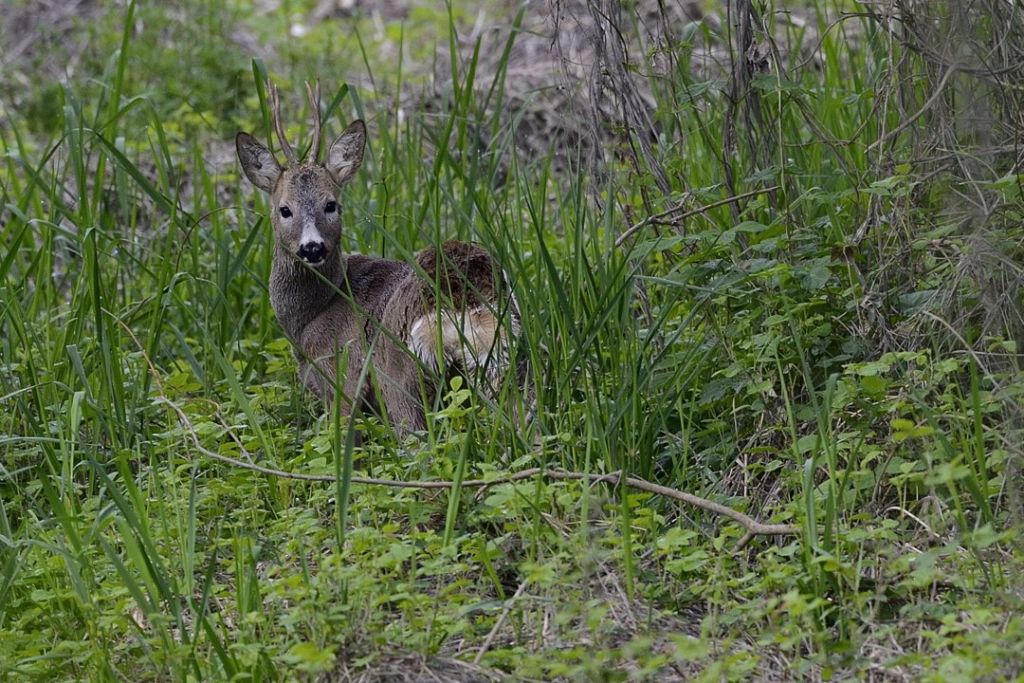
[[615, 185, 780, 247]]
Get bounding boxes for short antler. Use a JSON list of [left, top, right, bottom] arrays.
[[268, 81, 298, 165], [305, 80, 323, 163]]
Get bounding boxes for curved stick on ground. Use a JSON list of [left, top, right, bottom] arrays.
[[160, 398, 798, 550], [474, 580, 529, 665]]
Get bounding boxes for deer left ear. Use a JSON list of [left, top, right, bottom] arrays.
[[326, 120, 366, 187], [236, 132, 282, 193]]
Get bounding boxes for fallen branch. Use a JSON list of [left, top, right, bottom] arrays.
[[615, 185, 780, 248], [159, 398, 798, 550]]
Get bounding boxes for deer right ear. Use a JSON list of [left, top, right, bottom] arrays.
[[326, 120, 366, 187], [236, 132, 281, 193]]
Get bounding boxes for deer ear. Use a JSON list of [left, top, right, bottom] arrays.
[[236, 132, 281, 193], [326, 120, 366, 186]]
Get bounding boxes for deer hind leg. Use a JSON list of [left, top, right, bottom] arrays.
[[376, 241, 519, 435], [374, 280, 436, 435], [409, 304, 516, 389]]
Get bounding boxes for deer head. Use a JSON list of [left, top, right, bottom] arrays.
[[236, 81, 366, 266]]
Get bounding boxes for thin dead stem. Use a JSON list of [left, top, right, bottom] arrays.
[[474, 581, 529, 665], [867, 65, 956, 152], [616, 185, 780, 247], [156, 397, 799, 550]]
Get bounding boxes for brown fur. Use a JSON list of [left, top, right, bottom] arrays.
[[236, 84, 519, 436], [415, 241, 497, 309]]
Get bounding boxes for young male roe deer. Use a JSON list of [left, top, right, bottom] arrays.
[[235, 82, 519, 436]]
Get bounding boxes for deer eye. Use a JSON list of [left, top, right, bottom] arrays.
[[279, 206, 292, 218], [324, 201, 338, 214]]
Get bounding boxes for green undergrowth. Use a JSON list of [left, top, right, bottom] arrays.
[[1, 0, 1022, 680]]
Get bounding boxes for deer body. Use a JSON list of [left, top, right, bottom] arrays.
[[236, 84, 516, 435]]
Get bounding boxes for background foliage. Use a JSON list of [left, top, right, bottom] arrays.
[[1, 0, 1022, 680]]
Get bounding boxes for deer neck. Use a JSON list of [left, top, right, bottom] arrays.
[[269, 244, 348, 342]]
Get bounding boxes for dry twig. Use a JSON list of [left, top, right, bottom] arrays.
[[157, 398, 799, 550], [867, 65, 955, 152], [474, 581, 529, 665], [615, 185, 780, 247]]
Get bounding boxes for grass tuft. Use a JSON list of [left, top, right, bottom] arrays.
[[1, 0, 1022, 679]]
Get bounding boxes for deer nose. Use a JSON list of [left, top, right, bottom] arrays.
[[298, 241, 326, 263]]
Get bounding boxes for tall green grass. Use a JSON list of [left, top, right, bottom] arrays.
[[1, 0, 1021, 679]]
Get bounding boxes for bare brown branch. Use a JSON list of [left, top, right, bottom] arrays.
[[158, 397, 799, 550], [474, 580, 529, 665], [616, 185, 780, 247]]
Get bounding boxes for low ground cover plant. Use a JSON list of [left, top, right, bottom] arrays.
[[1, 1, 1021, 679]]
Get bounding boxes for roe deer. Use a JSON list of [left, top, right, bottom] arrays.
[[235, 82, 520, 435]]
